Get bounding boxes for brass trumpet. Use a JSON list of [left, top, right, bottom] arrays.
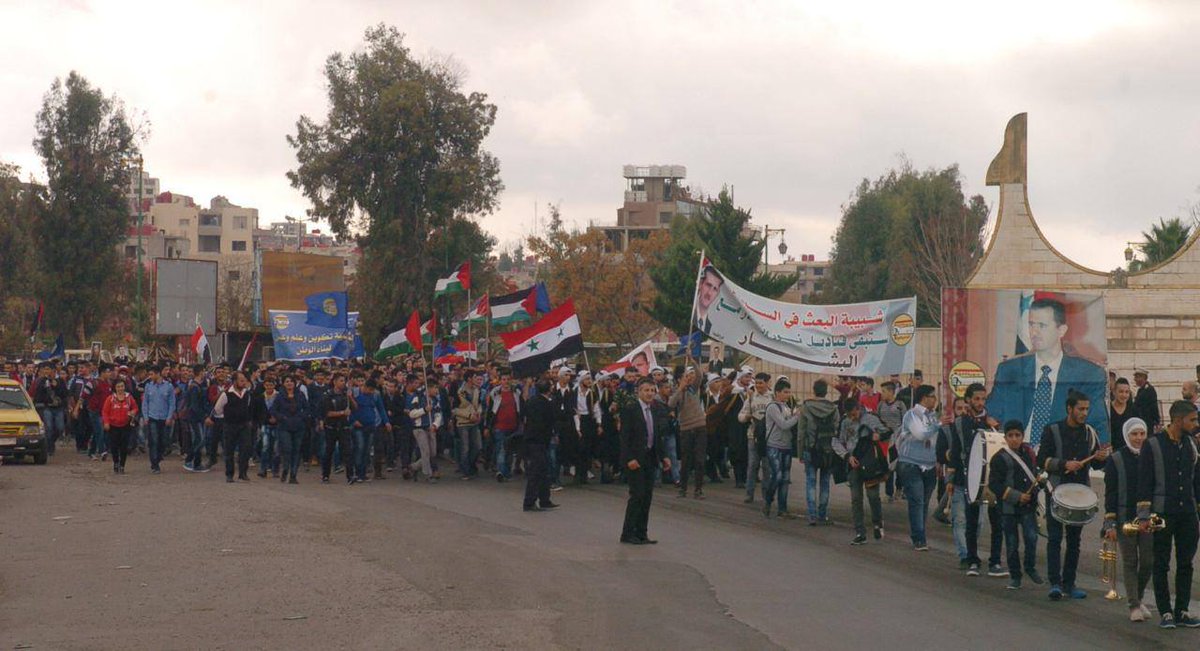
[[1121, 514, 1166, 535], [1099, 537, 1120, 601]]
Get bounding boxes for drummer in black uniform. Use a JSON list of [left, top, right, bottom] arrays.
[[988, 419, 1044, 589], [1036, 389, 1109, 601]]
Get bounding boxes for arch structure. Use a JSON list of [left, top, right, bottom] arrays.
[[965, 113, 1200, 393]]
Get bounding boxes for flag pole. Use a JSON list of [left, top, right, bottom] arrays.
[[684, 249, 705, 369], [467, 287, 472, 361]]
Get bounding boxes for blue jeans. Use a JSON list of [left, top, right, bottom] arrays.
[[88, 410, 107, 456], [803, 451, 831, 522], [352, 425, 375, 479], [38, 407, 65, 454], [260, 425, 278, 473], [548, 438, 559, 484], [458, 424, 481, 476], [896, 461, 937, 546], [279, 427, 303, 477], [950, 489, 970, 560], [662, 434, 680, 484], [763, 447, 792, 512], [1002, 512, 1039, 580], [146, 418, 169, 470], [493, 429, 513, 478], [186, 421, 208, 468]]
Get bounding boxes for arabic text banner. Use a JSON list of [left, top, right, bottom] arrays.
[[270, 310, 364, 361], [694, 260, 916, 375]]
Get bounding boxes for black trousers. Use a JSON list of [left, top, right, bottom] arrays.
[[223, 421, 254, 479], [967, 501, 1004, 566], [322, 422, 352, 479], [208, 419, 224, 467], [577, 417, 598, 482], [622, 464, 655, 541], [523, 442, 552, 508], [108, 424, 132, 469], [1152, 511, 1199, 617]]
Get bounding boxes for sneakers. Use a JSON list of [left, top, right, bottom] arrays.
[[550, 484, 563, 492], [987, 563, 1007, 578], [1007, 578, 1021, 590], [914, 544, 930, 552], [1130, 607, 1145, 623], [183, 462, 195, 472], [1068, 587, 1087, 600], [1160, 613, 1176, 629], [1048, 585, 1063, 601], [873, 526, 884, 540], [693, 490, 705, 500], [966, 563, 981, 577], [850, 534, 867, 545], [1177, 612, 1200, 628], [743, 496, 754, 504], [1026, 570, 1045, 585], [762, 504, 772, 518]]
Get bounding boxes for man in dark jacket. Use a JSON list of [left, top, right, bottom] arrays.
[[1132, 368, 1161, 433], [619, 377, 671, 544], [522, 378, 559, 512]]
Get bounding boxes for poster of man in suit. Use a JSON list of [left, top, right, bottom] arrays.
[[942, 289, 1108, 445]]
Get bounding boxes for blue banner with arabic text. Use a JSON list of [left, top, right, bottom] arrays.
[[270, 310, 364, 361]]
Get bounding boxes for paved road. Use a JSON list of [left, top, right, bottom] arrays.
[[2, 454, 1197, 650]]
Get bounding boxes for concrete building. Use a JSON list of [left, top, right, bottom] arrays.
[[765, 254, 830, 303], [146, 192, 258, 288], [593, 164, 705, 252], [125, 169, 160, 217], [121, 224, 190, 266]]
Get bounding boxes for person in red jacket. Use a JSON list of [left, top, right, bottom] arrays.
[[102, 379, 139, 474]]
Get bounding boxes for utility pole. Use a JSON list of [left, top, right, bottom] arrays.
[[762, 224, 787, 267]]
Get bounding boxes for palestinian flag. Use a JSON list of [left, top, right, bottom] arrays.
[[499, 300, 583, 378], [191, 325, 212, 364], [434, 261, 471, 297], [28, 301, 44, 337], [491, 286, 539, 326], [456, 294, 489, 329], [374, 310, 436, 360]]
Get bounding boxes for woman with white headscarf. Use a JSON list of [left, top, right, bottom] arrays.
[[1103, 417, 1154, 622]]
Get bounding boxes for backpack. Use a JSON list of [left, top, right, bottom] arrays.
[[810, 406, 838, 454]]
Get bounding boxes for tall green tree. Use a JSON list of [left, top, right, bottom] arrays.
[[288, 24, 503, 346], [821, 163, 988, 326], [33, 72, 141, 344], [0, 162, 42, 351], [648, 189, 795, 334], [426, 216, 499, 339], [1130, 217, 1192, 272]]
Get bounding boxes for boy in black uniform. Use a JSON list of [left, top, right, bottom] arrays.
[[988, 420, 1044, 589]]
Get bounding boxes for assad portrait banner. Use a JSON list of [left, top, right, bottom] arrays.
[[693, 255, 916, 375], [942, 288, 1108, 444]]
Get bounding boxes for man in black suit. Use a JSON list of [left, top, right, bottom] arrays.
[[522, 378, 559, 512], [986, 297, 1108, 446], [1132, 368, 1161, 432], [620, 377, 672, 544]]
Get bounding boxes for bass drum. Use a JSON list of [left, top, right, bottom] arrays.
[[967, 430, 1005, 504]]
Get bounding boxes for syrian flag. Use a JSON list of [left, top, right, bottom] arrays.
[[375, 310, 436, 360], [434, 261, 471, 297], [191, 325, 212, 364], [451, 340, 477, 360], [500, 299, 584, 378], [491, 286, 539, 326], [457, 294, 489, 329]]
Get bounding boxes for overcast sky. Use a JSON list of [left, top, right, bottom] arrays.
[[3, 0, 1199, 271]]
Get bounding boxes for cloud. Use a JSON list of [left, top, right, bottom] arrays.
[[2, 0, 1199, 275]]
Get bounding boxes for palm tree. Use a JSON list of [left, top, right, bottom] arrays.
[[1130, 217, 1193, 271]]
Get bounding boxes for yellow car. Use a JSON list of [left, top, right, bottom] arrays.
[[0, 378, 47, 464]]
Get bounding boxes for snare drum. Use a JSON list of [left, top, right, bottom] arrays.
[[966, 430, 1005, 504], [1050, 483, 1099, 526]]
